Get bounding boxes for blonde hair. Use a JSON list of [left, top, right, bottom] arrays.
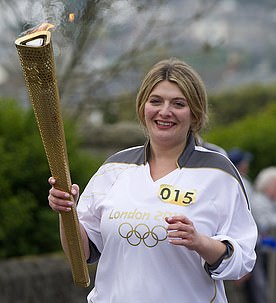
[[136, 58, 208, 139]]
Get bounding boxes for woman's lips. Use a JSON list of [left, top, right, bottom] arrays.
[[155, 120, 175, 127]]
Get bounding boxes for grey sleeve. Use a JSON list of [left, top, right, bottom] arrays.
[[87, 239, 101, 264]]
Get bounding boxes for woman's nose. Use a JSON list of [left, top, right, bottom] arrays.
[[159, 102, 172, 116]]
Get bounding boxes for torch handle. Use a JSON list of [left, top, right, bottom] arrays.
[[15, 32, 90, 287]]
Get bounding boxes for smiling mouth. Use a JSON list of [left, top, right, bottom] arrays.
[[155, 120, 175, 127]]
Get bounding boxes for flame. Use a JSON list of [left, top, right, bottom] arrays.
[[69, 13, 75, 23], [29, 23, 55, 33]]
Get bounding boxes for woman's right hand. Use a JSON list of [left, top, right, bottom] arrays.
[[48, 177, 80, 213]]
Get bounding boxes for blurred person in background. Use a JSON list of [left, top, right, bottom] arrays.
[[249, 167, 276, 303], [251, 166, 276, 234]]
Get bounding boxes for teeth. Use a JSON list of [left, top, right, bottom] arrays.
[[156, 121, 173, 126]]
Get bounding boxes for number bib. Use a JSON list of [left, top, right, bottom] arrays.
[[158, 184, 196, 206]]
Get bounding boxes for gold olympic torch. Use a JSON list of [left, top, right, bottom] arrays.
[[15, 24, 90, 287]]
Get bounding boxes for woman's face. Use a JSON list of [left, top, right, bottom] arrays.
[[144, 80, 194, 148]]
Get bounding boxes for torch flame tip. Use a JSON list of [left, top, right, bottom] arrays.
[[32, 22, 55, 33], [20, 23, 55, 36]]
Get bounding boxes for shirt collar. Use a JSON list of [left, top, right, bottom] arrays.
[[143, 133, 196, 168]]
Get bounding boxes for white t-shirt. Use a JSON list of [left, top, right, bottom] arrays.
[[77, 136, 257, 303]]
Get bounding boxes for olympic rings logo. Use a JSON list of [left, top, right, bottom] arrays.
[[118, 223, 167, 248]]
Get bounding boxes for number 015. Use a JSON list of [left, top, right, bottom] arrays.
[[159, 184, 196, 206]]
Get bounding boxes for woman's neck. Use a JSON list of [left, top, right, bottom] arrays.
[[148, 141, 186, 181], [149, 140, 186, 161]]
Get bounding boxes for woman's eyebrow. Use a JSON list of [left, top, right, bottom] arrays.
[[149, 94, 161, 98]]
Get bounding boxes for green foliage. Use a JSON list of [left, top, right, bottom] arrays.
[[204, 102, 276, 179], [0, 99, 104, 258], [208, 83, 276, 126]]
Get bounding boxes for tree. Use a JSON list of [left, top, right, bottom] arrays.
[[204, 102, 276, 179], [208, 83, 276, 126], [0, 0, 219, 121]]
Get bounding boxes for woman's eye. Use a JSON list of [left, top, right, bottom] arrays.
[[174, 100, 186, 107], [149, 99, 161, 105]]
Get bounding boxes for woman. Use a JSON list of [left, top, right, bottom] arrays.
[[48, 58, 257, 303]]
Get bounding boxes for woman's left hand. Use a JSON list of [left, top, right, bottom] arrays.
[[165, 215, 228, 266], [165, 215, 202, 250]]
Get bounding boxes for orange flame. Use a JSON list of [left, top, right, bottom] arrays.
[[29, 23, 55, 33], [69, 13, 75, 23]]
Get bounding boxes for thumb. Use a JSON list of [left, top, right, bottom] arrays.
[[71, 184, 80, 203]]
